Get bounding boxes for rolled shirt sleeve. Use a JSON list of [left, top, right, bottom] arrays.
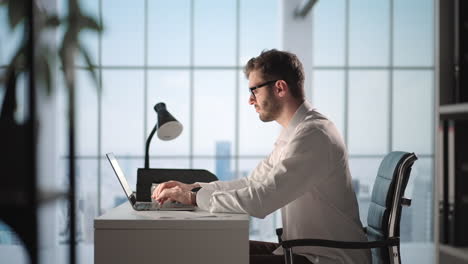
[[196, 177, 249, 191], [197, 127, 331, 218]]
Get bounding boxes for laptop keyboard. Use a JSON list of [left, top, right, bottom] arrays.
[[135, 203, 156, 210], [135, 202, 191, 210], [162, 202, 192, 208]]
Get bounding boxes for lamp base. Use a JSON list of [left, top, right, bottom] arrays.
[[136, 168, 218, 202]]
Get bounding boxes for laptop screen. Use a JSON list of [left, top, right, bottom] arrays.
[[106, 153, 134, 199]]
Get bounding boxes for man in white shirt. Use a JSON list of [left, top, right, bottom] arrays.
[[152, 49, 371, 264]]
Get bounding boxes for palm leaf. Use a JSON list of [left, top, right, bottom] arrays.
[[80, 15, 101, 32], [78, 42, 99, 89], [45, 15, 61, 28], [7, 0, 25, 29]]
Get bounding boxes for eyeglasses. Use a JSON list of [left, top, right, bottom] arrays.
[[248, 80, 278, 99]]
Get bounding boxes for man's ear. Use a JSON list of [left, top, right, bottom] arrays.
[[275, 80, 288, 98]]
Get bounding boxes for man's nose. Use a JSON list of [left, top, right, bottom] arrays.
[[248, 94, 255, 105]]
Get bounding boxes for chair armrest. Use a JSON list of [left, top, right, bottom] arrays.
[[281, 237, 399, 250]]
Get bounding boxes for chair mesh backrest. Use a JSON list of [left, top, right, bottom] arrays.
[[366, 151, 416, 264]]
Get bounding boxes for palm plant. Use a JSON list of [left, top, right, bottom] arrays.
[[0, 0, 101, 263]]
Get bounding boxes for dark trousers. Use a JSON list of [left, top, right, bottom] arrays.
[[249, 240, 312, 264]]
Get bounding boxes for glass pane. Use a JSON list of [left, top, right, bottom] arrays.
[[239, 158, 281, 242], [215, 143, 234, 181], [312, 0, 345, 66], [148, 0, 190, 66], [147, 70, 190, 156], [349, 0, 389, 66], [57, 75, 67, 158], [348, 70, 389, 155], [194, 0, 236, 66], [101, 70, 144, 156], [192, 158, 215, 177], [348, 157, 383, 227], [249, 212, 281, 242], [59, 0, 99, 67], [0, 6, 24, 66], [400, 158, 435, 263], [394, 0, 434, 66], [393, 70, 434, 155], [101, 157, 143, 212], [102, 0, 144, 66], [39, 199, 68, 263], [239, 0, 280, 65], [193, 158, 235, 181], [239, 72, 280, 156], [400, 242, 435, 264], [75, 159, 98, 263], [76, 70, 99, 156], [238, 157, 262, 179], [0, 220, 29, 264], [41, 157, 69, 262], [312, 70, 345, 136], [401, 157, 434, 242], [149, 158, 190, 170], [52, 159, 68, 258], [43, 73, 97, 263], [45, 160, 97, 264], [193, 70, 235, 155], [77, 0, 99, 68]]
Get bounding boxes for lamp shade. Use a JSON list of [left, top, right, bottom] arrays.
[[154, 103, 183, 140]]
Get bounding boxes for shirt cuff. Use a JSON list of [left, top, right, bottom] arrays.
[[196, 187, 215, 211], [195, 181, 216, 190]]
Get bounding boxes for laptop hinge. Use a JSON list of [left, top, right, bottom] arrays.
[[130, 193, 137, 205]]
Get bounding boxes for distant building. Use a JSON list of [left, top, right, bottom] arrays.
[[215, 141, 232, 181]]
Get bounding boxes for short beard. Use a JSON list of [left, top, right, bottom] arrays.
[[259, 89, 281, 122]]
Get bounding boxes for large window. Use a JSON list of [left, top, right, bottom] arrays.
[[56, 0, 282, 261], [311, 0, 434, 262], [0, 0, 435, 263]]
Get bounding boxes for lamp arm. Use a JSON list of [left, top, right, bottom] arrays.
[[145, 122, 158, 169]]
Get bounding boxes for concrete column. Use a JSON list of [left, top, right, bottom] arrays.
[[280, 0, 314, 100]]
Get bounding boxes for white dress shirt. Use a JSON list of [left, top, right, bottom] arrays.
[[196, 101, 371, 264]]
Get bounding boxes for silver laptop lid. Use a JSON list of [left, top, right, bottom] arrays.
[[106, 153, 136, 205]]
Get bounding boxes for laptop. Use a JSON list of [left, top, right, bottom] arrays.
[[106, 152, 196, 211]]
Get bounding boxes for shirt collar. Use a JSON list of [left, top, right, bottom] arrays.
[[276, 101, 313, 143]]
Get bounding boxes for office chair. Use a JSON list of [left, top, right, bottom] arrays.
[[276, 151, 418, 264]]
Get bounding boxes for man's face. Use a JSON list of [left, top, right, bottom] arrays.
[[248, 70, 281, 122]]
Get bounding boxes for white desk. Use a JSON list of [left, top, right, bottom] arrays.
[[94, 203, 249, 264]]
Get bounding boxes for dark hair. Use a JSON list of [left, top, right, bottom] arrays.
[[244, 49, 305, 100]]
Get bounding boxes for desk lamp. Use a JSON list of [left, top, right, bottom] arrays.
[[137, 102, 217, 202], [144, 102, 183, 169]]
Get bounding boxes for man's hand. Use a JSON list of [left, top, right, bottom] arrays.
[[151, 180, 200, 205], [154, 186, 193, 205]]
